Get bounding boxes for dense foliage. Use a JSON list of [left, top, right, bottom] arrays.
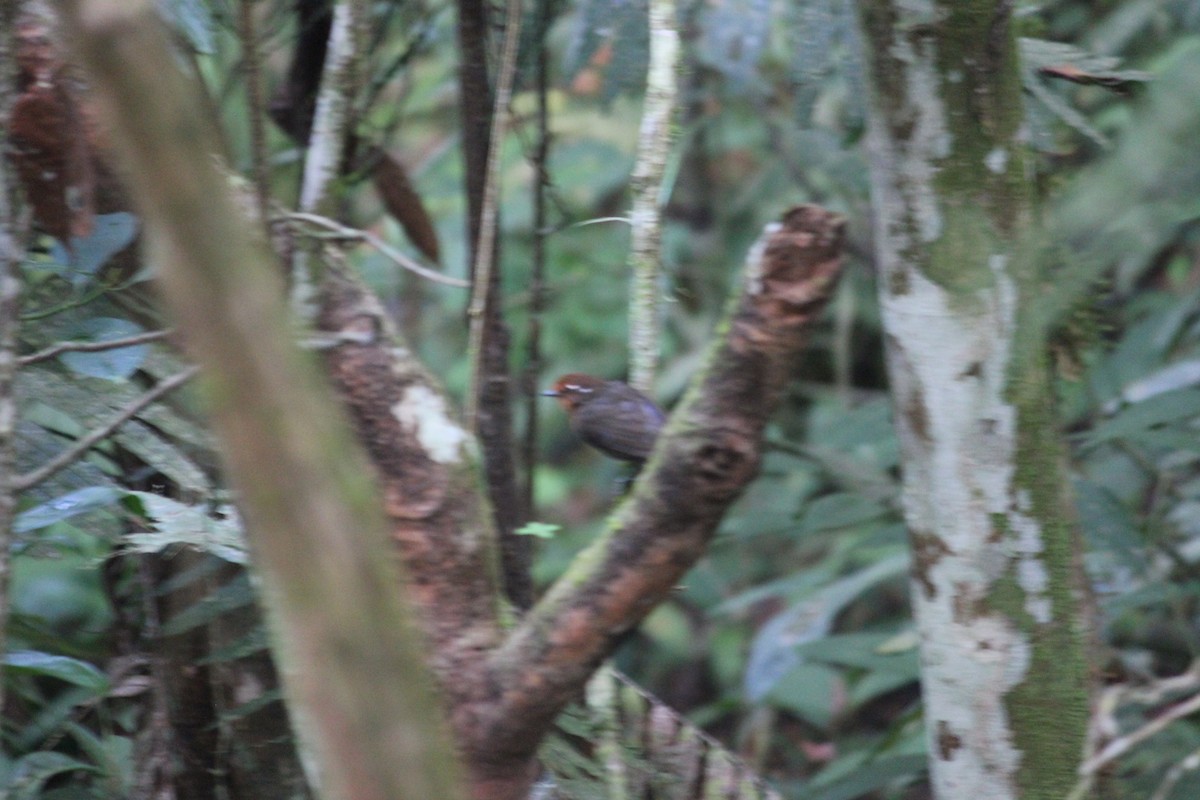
[[5, 0, 1200, 798]]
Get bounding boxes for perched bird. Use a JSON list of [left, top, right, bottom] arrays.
[[543, 373, 666, 464]]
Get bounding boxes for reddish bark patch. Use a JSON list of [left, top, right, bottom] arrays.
[[9, 17, 96, 242], [910, 529, 951, 600], [936, 720, 963, 760]]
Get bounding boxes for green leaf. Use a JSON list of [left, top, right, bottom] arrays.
[[765, 662, 843, 729], [516, 521, 562, 538], [160, 573, 256, 636], [49, 212, 139, 280], [808, 754, 927, 800], [3, 752, 98, 800], [59, 318, 149, 380], [3, 650, 109, 693], [62, 723, 133, 797], [1085, 388, 1200, 447], [122, 492, 246, 563], [744, 554, 910, 701], [799, 492, 889, 534], [562, 0, 648, 102], [199, 626, 270, 665], [157, 0, 216, 54], [697, 0, 771, 90], [14, 487, 124, 534], [797, 632, 919, 675], [219, 688, 284, 723], [850, 669, 918, 709]]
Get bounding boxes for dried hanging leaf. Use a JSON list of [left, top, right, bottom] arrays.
[[371, 147, 441, 265], [9, 16, 96, 241]]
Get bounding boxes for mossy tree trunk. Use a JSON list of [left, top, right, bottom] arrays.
[[853, 3, 1092, 798]]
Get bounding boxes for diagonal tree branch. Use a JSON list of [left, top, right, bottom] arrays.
[[476, 205, 845, 769], [18, 328, 172, 365]]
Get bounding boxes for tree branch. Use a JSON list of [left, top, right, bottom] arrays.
[[238, 0, 271, 227], [480, 205, 845, 763], [18, 328, 171, 365], [296, 0, 363, 217], [284, 211, 468, 287], [464, 0, 521, 429], [627, 0, 680, 395]]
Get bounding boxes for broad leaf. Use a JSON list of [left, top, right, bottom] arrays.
[[59, 318, 149, 380], [49, 212, 139, 280], [14, 487, 123, 534], [4, 650, 109, 693]]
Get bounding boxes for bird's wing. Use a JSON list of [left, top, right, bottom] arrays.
[[574, 395, 665, 462]]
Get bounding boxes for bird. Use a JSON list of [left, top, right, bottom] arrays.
[[543, 374, 666, 464]]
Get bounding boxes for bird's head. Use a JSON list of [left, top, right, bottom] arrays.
[[542, 373, 607, 412]]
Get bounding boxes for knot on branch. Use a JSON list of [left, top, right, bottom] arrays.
[[661, 428, 760, 508], [746, 205, 845, 334]]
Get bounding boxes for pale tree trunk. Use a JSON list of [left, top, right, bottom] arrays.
[[853, 3, 1091, 798]]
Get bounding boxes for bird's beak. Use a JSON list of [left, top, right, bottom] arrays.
[[541, 389, 560, 397]]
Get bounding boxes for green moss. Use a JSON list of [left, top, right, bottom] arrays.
[[923, 3, 1032, 297], [993, 353, 1089, 799]]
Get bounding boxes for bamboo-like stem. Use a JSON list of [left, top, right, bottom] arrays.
[[463, 0, 522, 429], [626, 0, 679, 395], [238, 0, 271, 227]]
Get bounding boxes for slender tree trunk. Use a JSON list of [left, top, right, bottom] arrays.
[[853, 3, 1092, 798], [454, 0, 529, 608]]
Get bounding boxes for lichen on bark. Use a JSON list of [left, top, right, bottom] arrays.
[[855, 2, 1092, 798]]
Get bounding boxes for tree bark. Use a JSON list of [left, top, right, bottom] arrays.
[[853, 3, 1092, 798], [454, 0, 529, 608], [58, 5, 469, 800], [57, 4, 848, 799]]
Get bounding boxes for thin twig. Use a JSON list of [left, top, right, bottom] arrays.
[[285, 212, 468, 287], [1080, 689, 1200, 776], [463, 0, 523, 429], [13, 365, 201, 493], [521, 0, 551, 519], [18, 329, 172, 366], [1151, 744, 1200, 800]]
